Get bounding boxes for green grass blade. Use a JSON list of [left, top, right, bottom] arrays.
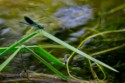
[[40, 30, 118, 72], [0, 46, 22, 71], [24, 45, 69, 80], [0, 46, 78, 71], [0, 45, 65, 53], [0, 30, 40, 58], [105, 3, 125, 15], [35, 46, 64, 67]]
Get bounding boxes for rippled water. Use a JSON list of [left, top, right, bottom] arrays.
[[0, 0, 125, 82], [54, 5, 93, 28]]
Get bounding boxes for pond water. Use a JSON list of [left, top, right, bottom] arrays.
[[0, 0, 125, 82], [54, 5, 93, 28]]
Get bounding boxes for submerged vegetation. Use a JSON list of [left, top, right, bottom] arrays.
[[0, 0, 125, 83]]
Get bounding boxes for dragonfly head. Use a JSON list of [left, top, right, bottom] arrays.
[[23, 16, 44, 29]]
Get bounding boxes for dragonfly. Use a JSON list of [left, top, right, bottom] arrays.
[[20, 16, 44, 29]]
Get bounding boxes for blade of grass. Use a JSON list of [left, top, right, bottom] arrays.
[[96, 63, 106, 80], [91, 44, 125, 56], [0, 46, 22, 71], [0, 45, 65, 67], [79, 29, 125, 48], [34, 46, 65, 67], [0, 45, 65, 53], [88, 60, 99, 80], [0, 45, 78, 71], [24, 45, 69, 80], [105, 3, 125, 15], [40, 30, 118, 72], [0, 30, 40, 58]]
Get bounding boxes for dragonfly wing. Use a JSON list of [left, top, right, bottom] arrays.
[[24, 16, 35, 25]]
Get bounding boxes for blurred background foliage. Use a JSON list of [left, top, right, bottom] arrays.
[[0, 0, 125, 82]]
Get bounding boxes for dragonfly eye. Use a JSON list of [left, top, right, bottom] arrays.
[[24, 16, 34, 25]]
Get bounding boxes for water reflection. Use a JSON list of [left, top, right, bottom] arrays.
[[70, 30, 85, 37], [0, 18, 5, 24], [54, 5, 93, 28], [0, 28, 10, 35]]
